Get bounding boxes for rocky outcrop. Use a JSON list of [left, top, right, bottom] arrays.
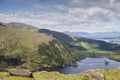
[[82, 70, 105, 80], [9, 69, 32, 77]]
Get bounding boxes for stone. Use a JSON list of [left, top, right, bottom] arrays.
[[82, 70, 105, 80], [9, 69, 32, 77]]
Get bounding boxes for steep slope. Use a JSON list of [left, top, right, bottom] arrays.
[[39, 29, 120, 51], [39, 29, 74, 47], [0, 26, 75, 70], [39, 29, 85, 50]]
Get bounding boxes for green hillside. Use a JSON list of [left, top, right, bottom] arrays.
[[38, 29, 120, 61], [0, 22, 120, 80], [0, 22, 120, 71], [39, 29, 120, 52], [0, 25, 77, 70]]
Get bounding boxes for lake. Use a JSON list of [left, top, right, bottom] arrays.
[[55, 57, 120, 74]]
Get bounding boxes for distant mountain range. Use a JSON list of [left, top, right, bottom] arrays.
[[64, 31, 120, 39]]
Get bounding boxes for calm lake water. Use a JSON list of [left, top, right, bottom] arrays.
[[56, 57, 120, 74]]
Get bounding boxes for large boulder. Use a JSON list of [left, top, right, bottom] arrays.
[[9, 69, 32, 77], [82, 70, 105, 80]]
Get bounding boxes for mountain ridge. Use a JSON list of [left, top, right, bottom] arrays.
[[0, 22, 38, 31]]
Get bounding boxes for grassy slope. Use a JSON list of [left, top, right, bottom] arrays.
[[0, 26, 76, 70], [0, 26, 53, 56], [33, 71, 93, 80], [98, 69, 120, 80], [0, 26, 50, 69]]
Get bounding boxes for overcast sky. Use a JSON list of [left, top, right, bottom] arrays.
[[0, 0, 120, 33]]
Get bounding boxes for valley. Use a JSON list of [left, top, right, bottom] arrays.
[[1, 0, 120, 79], [0, 22, 120, 80]]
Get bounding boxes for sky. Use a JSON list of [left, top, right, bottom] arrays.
[[0, 0, 120, 33]]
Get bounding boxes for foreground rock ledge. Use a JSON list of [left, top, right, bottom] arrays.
[[9, 69, 32, 77], [8, 69, 106, 80], [81, 70, 105, 80]]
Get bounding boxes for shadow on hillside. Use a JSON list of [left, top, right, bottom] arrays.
[[0, 56, 25, 68]]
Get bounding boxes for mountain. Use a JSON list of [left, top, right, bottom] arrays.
[[92, 32, 120, 39], [64, 31, 120, 39], [0, 25, 76, 70], [39, 29, 120, 51], [0, 22, 38, 31]]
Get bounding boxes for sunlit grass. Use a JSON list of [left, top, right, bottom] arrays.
[[98, 68, 120, 80], [0, 72, 10, 79], [33, 71, 93, 80], [4, 76, 34, 80]]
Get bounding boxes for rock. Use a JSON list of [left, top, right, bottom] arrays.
[[82, 70, 105, 80], [9, 69, 32, 77]]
